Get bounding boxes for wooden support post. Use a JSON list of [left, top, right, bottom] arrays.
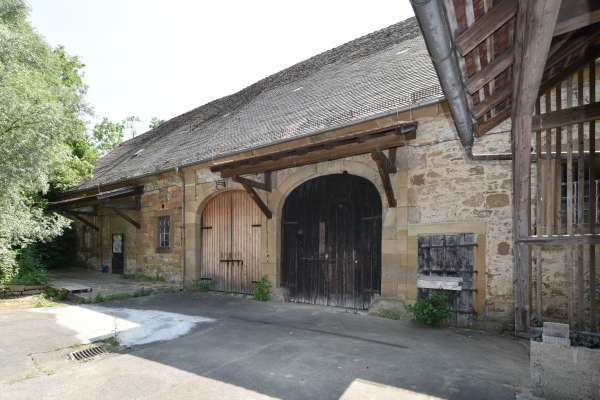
[[589, 61, 597, 332], [238, 181, 272, 219], [534, 98, 543, 323], [232, 172, 272, 192], [577, 67, 586, 329], [371, 149, 397, 208], [556, 84, 563, 235], [511, 0, 561, 335], [107, 207, 140, 229], [566, 75, 575, 327], [62, 210, 99, 231], [545, 90, 555, 237]]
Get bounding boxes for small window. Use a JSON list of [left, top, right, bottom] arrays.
[[158, 216, 170, 249], [83, 226, 92, 249]]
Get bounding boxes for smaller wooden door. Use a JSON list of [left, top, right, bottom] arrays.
[[417, 233, 476, 326], [112, 233, 124, 274], [200, 191, 262, 294]]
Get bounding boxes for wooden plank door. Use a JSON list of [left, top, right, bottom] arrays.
[[111, 233, 124, 274], [281, 174, 382, 309], [200, 191, 262, 294]]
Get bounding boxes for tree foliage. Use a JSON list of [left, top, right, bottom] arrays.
[[0, 0, 90, 282], [149, 117, 164, 129]]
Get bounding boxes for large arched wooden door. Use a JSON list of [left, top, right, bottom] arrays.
[[281, 174, 382, 309], [200, 191, 262, 293]]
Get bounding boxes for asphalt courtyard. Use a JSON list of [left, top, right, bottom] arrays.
[[0, 292, 529, 400]]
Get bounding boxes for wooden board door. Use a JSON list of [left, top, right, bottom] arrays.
[[200, 191, 262, 294], [111, 233, 124, 274], [281, 174, 382, 309]]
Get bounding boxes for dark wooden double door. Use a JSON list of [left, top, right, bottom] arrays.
[[281, 174, 382, 309]]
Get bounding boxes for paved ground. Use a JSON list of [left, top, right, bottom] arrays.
[[0, 292, 529, 400], [48, 268, 179, 299]]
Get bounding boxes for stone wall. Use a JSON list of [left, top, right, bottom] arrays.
[[74, 103, 519, 326]]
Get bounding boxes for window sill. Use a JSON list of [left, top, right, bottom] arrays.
[[156, 247, 171, 254]]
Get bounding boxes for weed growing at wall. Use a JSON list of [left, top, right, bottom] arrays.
[[254, 275, 271, 301], [405, 291, 451, 326]]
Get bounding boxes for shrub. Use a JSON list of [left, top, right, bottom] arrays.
[[193, 279, 213, 292], [2, 247, 48, 285], [405, 291, 451, 326], [376, 308, 403, 320], [254, 275, 271, 302]]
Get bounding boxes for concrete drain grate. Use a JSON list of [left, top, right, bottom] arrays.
[[69, 345, 106, 361]]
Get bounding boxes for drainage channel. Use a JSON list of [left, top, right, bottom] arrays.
[[69, 345, 106, 361]]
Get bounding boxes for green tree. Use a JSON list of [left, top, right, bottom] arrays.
[[0, 0, 89, 282], [149, 117, 164, 129], [91, 115, 139, 155]]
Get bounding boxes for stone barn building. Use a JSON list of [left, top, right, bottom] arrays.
[[54, 17, 517, 329]]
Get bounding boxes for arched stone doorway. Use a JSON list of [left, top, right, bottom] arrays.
[[199, 190, 262, 293], [281, 173, 382, 309]]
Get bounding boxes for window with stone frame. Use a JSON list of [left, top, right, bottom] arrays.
[[83, 225, 92, 249], [158, 215, 171, 249]]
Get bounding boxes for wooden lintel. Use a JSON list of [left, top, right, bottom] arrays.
[[69, 210, 97, 216], [107, 207, 141, 229], [239, 181, 272, 219], [232, 172, 272, 192], [466, 49, 514, 95], [532, 102, 600, 131], [218, 131, 415, 178], [101, 201, 140, 210], [61, 211, 99, 231], [371, 150, 397, 208], [472, 84, 512, 119], [517, 234, 600, 246], [456, 0, 517, 56]]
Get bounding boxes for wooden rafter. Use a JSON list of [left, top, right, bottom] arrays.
[[106, 207, 140, 229], [475, 107, 511, 136], [466, 49, 513, 95], [472, 83, 511, 119], [371, 148, 398, 208], [554, 1, 600, 37], [213, 129, 416, 178], [237, 180, 272, 219], [456, 0, 517, 56], [232, 172, 272, 192], [61, 210, 99, 231]]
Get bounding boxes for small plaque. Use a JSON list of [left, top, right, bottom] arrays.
[[417, 275, 463, 291]]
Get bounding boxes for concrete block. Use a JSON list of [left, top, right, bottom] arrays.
[[543, 322, 570, 346]]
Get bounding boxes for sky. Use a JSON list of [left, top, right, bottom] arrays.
[[28, 1, 415, 138]]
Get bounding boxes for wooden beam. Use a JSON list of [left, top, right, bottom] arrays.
[[554, 1, 600, 36], [475, 106, 511, 136], [101, 201, 140, 210], [511, 0, 562, 335], [371, 150, 397, 208], [532, 102, 600, 131], [107, 207, 140, 229], [238, 181, 272, 219], [472, 84, 512, 119], [466, 49, 513, 95], [218, 131, 415, 178], [518, 234, 600, 246], [539, 45, 600, 95], [232, 172, 272, 192], [210, 120, 417, 171], [61, 211, 99, 231], [456, 0, 517, 56]]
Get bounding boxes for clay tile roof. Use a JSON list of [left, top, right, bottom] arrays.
[[75, 16, 442, 191]]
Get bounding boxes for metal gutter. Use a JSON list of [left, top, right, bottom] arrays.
[[410, 0, 475, 157]]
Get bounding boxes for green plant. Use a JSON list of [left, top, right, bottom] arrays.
[[376, 308, 403, 320], [405, 291, 451, 326], [2, 247, 48, 286], [254, 275, 271, 302], [193, 279, 213, 292], [34, 293, 56, 308], [43, 287, 69, 301], [122, 272, 165, 282]]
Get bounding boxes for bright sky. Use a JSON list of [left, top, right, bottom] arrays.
[[28, 1, 414, 138]]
